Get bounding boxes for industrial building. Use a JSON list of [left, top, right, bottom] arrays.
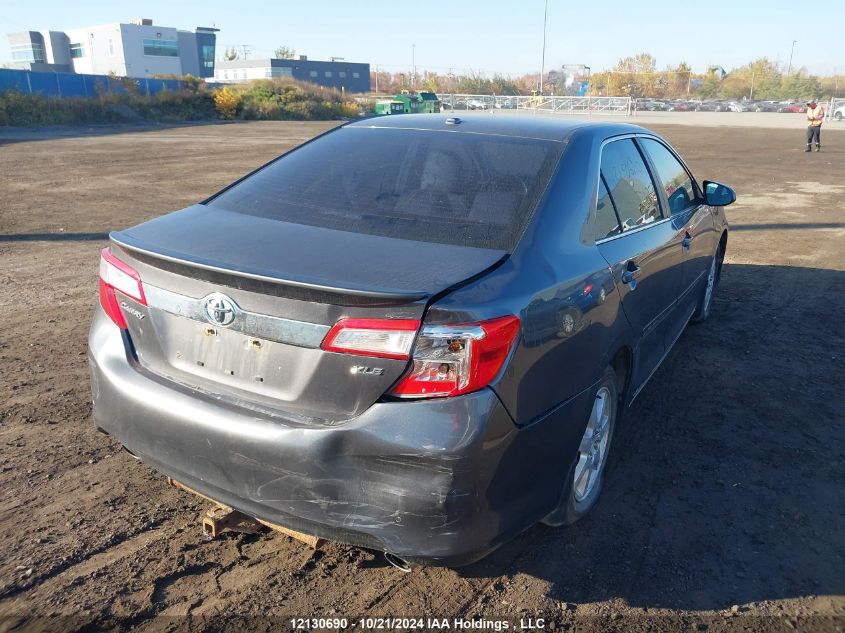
[[7, 19, 218, 78], [214, 57, 371, 93]]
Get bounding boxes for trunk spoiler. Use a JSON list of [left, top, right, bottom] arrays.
[[111, 232, 430, 304]]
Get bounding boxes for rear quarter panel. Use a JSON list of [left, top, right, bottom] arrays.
[[427, 128, 636, 425]]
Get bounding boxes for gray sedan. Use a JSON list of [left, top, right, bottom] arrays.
[[89, 115, 734, 567]]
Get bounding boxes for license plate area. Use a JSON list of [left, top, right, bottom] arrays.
[[176, 323, 270, 385], [126, 303, 401, 421], [154, 313, 311, 402]]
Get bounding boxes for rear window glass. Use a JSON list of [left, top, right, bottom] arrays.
[[207, 127, 565, 250]]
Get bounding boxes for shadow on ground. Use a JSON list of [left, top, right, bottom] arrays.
[[461, 263, 845, 611], [0, 232, 109, 242], [0, 120, 233, 146]]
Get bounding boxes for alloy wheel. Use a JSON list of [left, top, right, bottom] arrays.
[[573, 386, 613, 502], [703, 255, 717, 313]]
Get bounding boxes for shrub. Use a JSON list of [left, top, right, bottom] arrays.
[[214, 87, 241, 119], [133, 91, 216, 121], [152, 73, 206, 93], [338, 101, 360, 118], [233, 78, 358, 120]]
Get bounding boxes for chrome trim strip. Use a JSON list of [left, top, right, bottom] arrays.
[[143, 284, 330, 348], [420, 324, 486, 339], [595, 215, 675, 244]]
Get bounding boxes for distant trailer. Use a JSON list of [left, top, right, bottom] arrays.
[[374, 91, 440, 115], [374, 99, 405, 115]]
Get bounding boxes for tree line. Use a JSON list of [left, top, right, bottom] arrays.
[[369, 53, 842, 100]]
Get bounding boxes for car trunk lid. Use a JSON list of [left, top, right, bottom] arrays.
[[108, 205, 506, 422]]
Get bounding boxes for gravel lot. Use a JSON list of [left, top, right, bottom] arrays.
[[0, 118, 843, 632]]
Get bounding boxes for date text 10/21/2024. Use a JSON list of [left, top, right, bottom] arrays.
[[290, 618, 549, 631]]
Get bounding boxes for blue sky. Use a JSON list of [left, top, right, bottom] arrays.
[[2, 0, 842, 76]]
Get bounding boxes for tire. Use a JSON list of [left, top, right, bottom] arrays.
[[542, 366, 618, 527], [691, 245, 723, 323], [835, 112, 843, 121]]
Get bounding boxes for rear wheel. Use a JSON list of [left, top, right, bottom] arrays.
[[542, 366, 618, 526], [835, 111, 843, 121]]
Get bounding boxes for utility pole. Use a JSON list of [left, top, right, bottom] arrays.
[[375, 64, 379, 93], [787, 40, 797, 75], [539, 0, 549, 95], [412, 43, 416, 90]]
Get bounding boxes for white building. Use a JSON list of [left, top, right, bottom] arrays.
[[7, 19, 218, 78], [213, 57, 372, 93]]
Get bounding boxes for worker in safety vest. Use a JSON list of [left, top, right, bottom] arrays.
[[805, 99, 824, 152]]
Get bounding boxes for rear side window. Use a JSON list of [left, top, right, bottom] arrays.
[[599, 139, 661, 231], [640, 138, 700, 215], [594, 175, 622, 240], [207, 127, 565, 251]]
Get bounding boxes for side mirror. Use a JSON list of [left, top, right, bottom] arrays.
[[703, 180, 736, 207]]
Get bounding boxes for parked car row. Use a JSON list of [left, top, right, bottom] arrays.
[[442, 98, 517, 111], [439, 97, 841, 118], [635, 98, 824, 113]]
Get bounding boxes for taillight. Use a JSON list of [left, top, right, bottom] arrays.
[[98, 247, 146, 329], [390, 315, 520, 398], [320, 318, 420, 360]]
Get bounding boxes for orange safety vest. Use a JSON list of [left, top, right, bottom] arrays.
[[807, 105, 824, 126]]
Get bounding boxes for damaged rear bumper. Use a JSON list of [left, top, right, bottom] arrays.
[[88, 311, 593, 566]]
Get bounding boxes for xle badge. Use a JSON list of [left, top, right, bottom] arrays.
[[350, 366, 385, 376]]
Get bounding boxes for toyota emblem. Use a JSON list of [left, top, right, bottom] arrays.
[[203, 294, 237, 326]]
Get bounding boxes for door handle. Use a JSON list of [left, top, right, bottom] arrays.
[[682, 231, 693, 250], [621, 262, 641, 286]]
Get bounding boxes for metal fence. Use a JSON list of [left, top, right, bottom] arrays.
[[436, 93, 632, 116], [0, 68, 188, 98]]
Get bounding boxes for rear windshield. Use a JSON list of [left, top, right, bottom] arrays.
[[206, 126, 564, 250]]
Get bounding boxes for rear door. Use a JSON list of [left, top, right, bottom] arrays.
[[639, 137, 716, 322], [594, 137, 685, 393]]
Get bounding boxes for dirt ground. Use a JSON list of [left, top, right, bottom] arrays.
[[0, 119, 843, 632]]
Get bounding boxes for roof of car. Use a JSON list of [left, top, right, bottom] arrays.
[[347, 113, 648, 142]]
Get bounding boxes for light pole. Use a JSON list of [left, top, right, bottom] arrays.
[[412, 43, 416, 91], [539, 0, 549, 95], [787, 40, 797, 75]]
